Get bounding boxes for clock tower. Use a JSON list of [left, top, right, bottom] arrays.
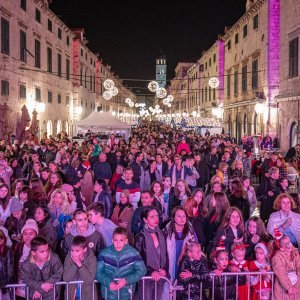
[[156, 53, 167, 88]]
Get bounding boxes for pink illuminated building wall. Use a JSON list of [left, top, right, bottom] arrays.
[[218, 39, 225, 104], [267, 0, 280, 101]]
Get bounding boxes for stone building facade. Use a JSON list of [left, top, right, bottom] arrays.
[[0, 0, 74, 139], [276, 0, 300, 151], [0, 0, 136, 140]]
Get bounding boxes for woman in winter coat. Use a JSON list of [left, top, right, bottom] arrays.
[[164, 206, 196, 284], [0, 229, 14, 300], [111, 189, 133, 229], [272, 235, 300, 299], [135, 206, 169, 300], [5, 198, 27, 245], [228, 179, 250, 221], [34, 205, 57, 250], [203, 192, 230, 256]]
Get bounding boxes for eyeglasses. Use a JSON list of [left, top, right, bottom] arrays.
[[0, 189, 8, 193], [280, 241, 292, 247]]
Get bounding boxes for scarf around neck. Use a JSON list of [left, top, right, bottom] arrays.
[[143, 226, 167, 271]]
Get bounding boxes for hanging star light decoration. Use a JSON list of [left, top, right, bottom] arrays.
[[102, 79, 118, 100], [103, 79, 115, 90], [148, 81, 159, 92], [103, 91, 113, 100], [156, 87, 167, 99]]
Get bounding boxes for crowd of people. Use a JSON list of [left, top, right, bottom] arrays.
[[0, 122, 300, 299]]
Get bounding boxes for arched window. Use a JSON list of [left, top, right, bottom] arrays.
[[46, 120, 53, 137], [57, 120, 62, 134], [290, 122, 298, 148], [253, 113, 257, 135], [244, 114, 247, 135]]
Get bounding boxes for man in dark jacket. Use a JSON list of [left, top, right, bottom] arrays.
[[204, 146, 219, 178], [92, 179, 113, 218], [256, 166, 281, 224], [93, 153, 112, 183], [110, 149, 126, 174], [129, 151, 147, 184], [194, 152, 209, 188]]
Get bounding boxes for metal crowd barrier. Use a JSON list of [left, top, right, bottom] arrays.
[[3, 272, 275, 300], [182, 271, 275, 300], [4, 277, 181, 300]]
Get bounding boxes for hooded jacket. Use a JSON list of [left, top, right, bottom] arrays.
[[97, 244, 147, 300], [62, 223, 105, 259]]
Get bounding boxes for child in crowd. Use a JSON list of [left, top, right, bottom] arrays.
[[63, 236, 97, 300], [14, 219, 39, 298], [177, 241, 210, 300], [248, 243, 272, 300], [229, 242, 249, 299], [211, 239, 246, 300], [20, 236, 63, 300], [97, 227, 147, 300]]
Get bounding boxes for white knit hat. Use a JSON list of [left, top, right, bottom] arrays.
[[254, 242, 269, 256], [21, 219, 39, 234]]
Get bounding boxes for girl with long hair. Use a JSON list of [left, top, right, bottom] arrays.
[[204, 191, 230, 255], [229, 179, 250, 221], [150, 181, 164, 211], [10, 179, 24, 198], [244, 216, 272, 259], [213, 207, 245, 259], [174, 179, 191, 206], [30, 178, 48, 205], [48, 188, 71, 241], [164, 206, 196, 284], [162, 176, 176, 219], [45, 171, 62, 199], [29, 161, 42, 180], [34, 205, 57, 250]]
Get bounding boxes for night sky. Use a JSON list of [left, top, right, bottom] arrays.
[[50, 0, 246, 93]]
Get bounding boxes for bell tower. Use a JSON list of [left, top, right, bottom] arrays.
[[156, 53, 167, 88]]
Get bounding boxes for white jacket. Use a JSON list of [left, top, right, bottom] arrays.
[[267, 210, 300, 246]]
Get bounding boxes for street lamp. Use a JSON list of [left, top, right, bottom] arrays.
[[254, 102, 267, 114]]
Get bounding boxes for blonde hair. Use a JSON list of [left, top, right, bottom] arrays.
[[179, 240, 204, 262], [48, 188, 71, 215]]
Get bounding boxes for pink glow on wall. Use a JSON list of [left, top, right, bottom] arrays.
[[267, 0, 280, 101], [197, 63, 201, 107], [218, 39, 225, 104]]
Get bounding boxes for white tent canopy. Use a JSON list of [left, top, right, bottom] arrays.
[[74, 111, 131, 139]]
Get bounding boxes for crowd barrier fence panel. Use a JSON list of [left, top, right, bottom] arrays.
[[183, 271, 275, 300], [4, 272, 276, 300]]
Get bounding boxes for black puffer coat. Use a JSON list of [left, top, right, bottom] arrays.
[[177, 255, 210, 300]]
